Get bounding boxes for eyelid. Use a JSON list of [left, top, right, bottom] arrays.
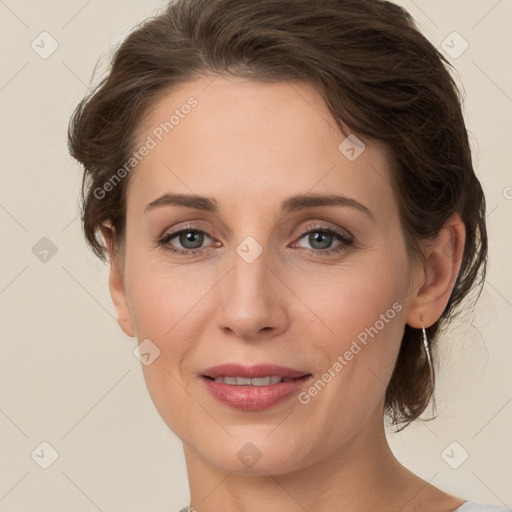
[[158, 219, 215, 237], [293, 222, 353, 243], [157, 220, 354, 256], [159, 221, 352, 243], [158, 223, 215, 246]]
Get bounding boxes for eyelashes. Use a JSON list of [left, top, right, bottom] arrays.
[[157, 225, 217, 257], [156, 223, 354, 258]]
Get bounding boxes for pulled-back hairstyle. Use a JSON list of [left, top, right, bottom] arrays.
[[68, 0, 487, 431]]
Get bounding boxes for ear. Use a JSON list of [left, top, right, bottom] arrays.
[[405, 213, 466, 328], [100, 221, 136, 338]]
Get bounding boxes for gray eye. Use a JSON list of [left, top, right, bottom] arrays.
[[172, 230, 211, 250], [297, 231, 341, 251]]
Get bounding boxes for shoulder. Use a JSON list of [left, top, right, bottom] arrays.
[[454, 500, 510, 511], [176, 501, 510, 512]]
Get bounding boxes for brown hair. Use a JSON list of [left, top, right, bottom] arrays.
[[68, 0, 487, 431]]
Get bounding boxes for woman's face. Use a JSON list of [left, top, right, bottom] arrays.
[[111, 76, 421, 474]]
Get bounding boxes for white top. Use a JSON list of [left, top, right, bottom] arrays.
[[455, 501, 510, 511], [179, 501, 510, 511]]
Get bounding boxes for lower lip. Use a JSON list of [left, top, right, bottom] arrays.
[[202, 376, 312, 411]]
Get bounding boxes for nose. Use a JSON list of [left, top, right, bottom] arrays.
[[214, 245, 289, 341]]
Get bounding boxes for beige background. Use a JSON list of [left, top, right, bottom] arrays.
[[0, 0, 511, 510]]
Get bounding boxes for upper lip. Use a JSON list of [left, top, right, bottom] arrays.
[[201, 363, 310, 379]]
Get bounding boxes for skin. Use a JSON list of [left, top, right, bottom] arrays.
[[101, 75, 467, 512]]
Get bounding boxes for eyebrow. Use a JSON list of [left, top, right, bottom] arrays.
[[144, 192, 374, 220]]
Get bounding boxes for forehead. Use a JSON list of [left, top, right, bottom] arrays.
[[127, 75, 395, 221]]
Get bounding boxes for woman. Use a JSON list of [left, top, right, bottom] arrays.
[[67, 0, 507, 510]]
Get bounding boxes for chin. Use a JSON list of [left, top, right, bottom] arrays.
[[186, 429, 319, 476]]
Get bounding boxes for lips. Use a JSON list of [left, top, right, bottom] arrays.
[[201, 364, 312, 411]]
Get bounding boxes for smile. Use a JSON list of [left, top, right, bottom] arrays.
[[209, 376, 297, 385]]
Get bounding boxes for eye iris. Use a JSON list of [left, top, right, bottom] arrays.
[[180, 230, 203, 249], [309, 231, 332, 250]]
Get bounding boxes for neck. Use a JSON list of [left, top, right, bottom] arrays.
[[183, 409, 428, 512]]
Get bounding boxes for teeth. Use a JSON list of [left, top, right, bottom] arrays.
[[212, 375, 287, 386]]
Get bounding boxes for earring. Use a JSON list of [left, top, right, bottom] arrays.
[[421, 320, 434, 386]]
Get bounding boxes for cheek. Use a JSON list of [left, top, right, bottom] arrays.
[[291, 255, 408, 407], [123, 254, 217, 409], [124, 267, 207, 437], [125, 250, 213, 341], [291, 251, 407, 341]]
